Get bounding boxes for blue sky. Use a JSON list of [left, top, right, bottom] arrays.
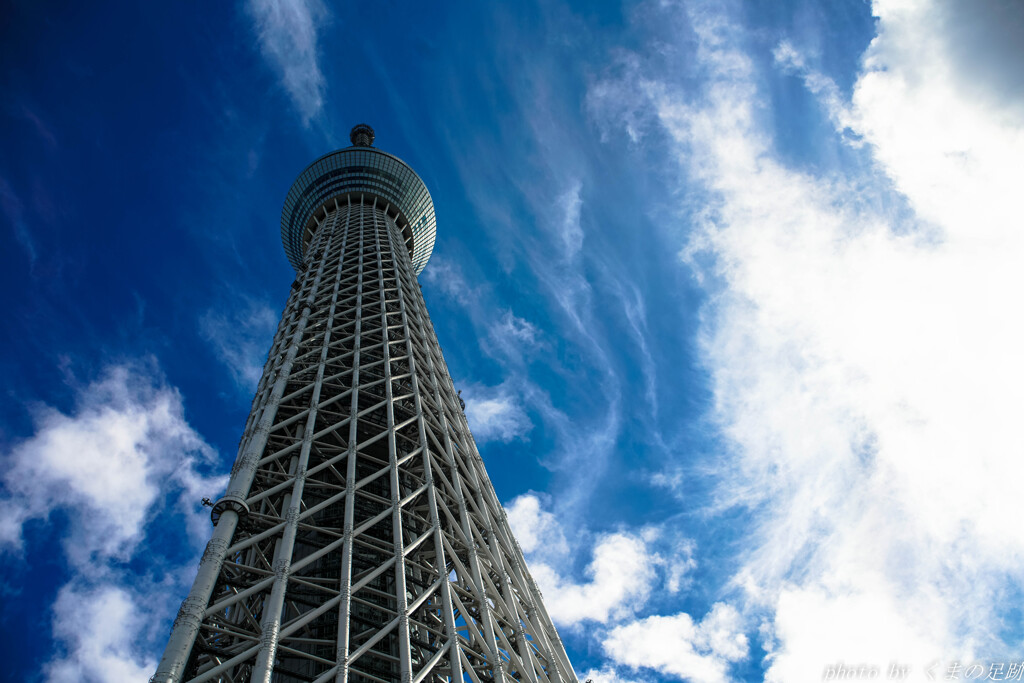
[[2, 1, 1023, 681]]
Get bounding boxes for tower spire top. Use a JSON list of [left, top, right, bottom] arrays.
[[349, 123, 375, 147]]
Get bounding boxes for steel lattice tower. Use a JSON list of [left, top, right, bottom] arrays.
[[153, 125, 576, 683]]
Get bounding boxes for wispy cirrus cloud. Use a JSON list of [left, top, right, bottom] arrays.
[[16, 101, 58, 149], [421, 250, 622, 490], [420, 253, 477, 308], [245, 0, 330, 125], [486, 310, 542, 363], [199, 296, 278, 394], [556, 180, 584, 260], [0, 176, 37, 268]]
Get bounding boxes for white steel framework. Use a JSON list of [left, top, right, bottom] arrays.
[[153, 126, 576, 683]]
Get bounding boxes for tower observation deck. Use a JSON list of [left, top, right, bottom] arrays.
[[153, 125, 577, 683]]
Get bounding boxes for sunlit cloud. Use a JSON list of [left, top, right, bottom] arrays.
[[0, 362, 226, 681], [45, 585, 157, 683], [590, 0, 1024, 678], [510, 494, 657, 627], [507, 494, 697, 631], [0, 363, 223, 566], [461, 383, 532, 443], [603, 603, 749, 683]]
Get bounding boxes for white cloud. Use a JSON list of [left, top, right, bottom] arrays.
[[45, 585, 157, 683], [506, 494, 662, 627], [200, 297, 277, 393], [245, 0, 329, 124], [579, 665, 645, 683], [531, 532, 658, 626], [507, 493, 569, 559], [764, 584, 942, 683], [590, 0, 1024, 678], [859, 0, 1024, 127], [462, 383, 532, 443], [0, 363, 224, 567], [603, 604, 748, 683], [853, 1, 1022, 243], [0, 363, 227, 681]]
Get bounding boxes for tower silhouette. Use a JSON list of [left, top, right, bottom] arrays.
[[153, 125, 576, 683]]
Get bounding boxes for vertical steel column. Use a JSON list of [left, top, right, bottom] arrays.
[[250, 209, 349, 683], [373, 201, 414, 683], [387, 209, 466, 683], [335, 197, 363, 683], [153, 223, 334, 683]]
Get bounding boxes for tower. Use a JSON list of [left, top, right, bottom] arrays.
[[153, 125, 577, 683]]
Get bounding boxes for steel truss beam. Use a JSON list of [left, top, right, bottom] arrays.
[[153, 195, 576, 683]]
